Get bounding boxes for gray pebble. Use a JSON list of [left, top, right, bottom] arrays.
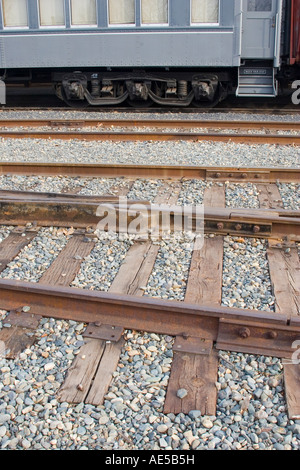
[[177, 389, 188, 399]]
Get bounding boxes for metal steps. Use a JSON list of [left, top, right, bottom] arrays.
[[237, 67, 277, 97]]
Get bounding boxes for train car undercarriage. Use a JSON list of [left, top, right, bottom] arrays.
[[53, 69, 233, 108]]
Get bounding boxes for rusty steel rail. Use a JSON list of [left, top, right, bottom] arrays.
[[0, 128, 298, 145], [0, 278, 299, 359], [0, 162, 299, 183], [0, 191, 299, 240], [0, 117, 299, 145], [0, 118, 299, 132]]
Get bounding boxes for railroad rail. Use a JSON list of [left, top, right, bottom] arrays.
[[0, 162, 299, 183], [0, 118, 299, 145], [0, 176, 299, 418], [0, 118, 299, 131], [0, 190, 298, 240]]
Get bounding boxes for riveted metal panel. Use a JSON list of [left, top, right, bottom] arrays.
[[0, 30, 235, 68]]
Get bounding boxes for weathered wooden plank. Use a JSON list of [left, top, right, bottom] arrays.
[[109, 241, 159, 296], [85, 337, 125, 405], [186, 184, 225, 306], [0, 228, 39, 358], [57, 338, 106, 403], [80, 184, 180, 403], [267, 240, 300, 421], [0, 229, 38, 274], [185, 235, 223, 306], [109, 180, 179, 296], [56, 238, 158, 405], [164, 345, 219, 415], [0, 311, 41, 359], [39, 232, 106, 405], [267, 240, 300, 318], [154, 180, 182, 205], [284, 363, 300, 420], [39, 233, 96, 286], [0, 326, 37, 359], [261, 168, 300, 421], [204, 184, 225, 208], [164, 184, 224, 415], [257, 183, 284, 210]]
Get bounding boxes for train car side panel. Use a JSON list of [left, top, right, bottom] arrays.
[[0, 31, 236, 69]]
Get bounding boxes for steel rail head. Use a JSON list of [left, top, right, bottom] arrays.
[[0, 162, 298, 183], [0, 278, 298, 359]]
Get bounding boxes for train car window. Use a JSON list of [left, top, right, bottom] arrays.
[[191, 0, 219, 24], [141, 0, 168, 24], [71, 0, 97, 26], [108, 0, 135, 25], [39, 0, 65, 26], [2, 0, 28, 27], [247, 0, 272, 11]]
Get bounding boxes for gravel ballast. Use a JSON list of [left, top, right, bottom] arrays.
[[0, 110, 299, 451], [0, 138, 298, 168], [0, 109, 299, 121], [0, 227, 298, 450]]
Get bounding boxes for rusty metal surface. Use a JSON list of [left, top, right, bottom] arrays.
[[0, 278, 298, 358], [0, 162, 298, 183], [0, 190, 148, 205], [0, 194, 298, 240], [173, 335, 213, 355], [216, 318, 300, 358], [83, 323, 124, 342], [0, 129, 298, 145], [0, 118, 299, 131]]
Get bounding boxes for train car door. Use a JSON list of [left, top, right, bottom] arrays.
[[241, 0, 278, 59]]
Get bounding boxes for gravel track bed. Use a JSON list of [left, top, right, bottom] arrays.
[[222, 237, 275, 311], [143, 234, 195, 302], [0, 121, 299, 450], [70, 234, 132, 292], [0, 209, 297, 450], [0, 175, 135, 196], [0, 138, 298, 168], [0, 110, 299, 122], [0, 176, 298, 213], [225, 183, 260, 208], [126, 179, 165, 202], [1, 227, 298, 450], [277, 183, 300, 210], [177, 180, 211, 206], [0, 227, 71, 283]]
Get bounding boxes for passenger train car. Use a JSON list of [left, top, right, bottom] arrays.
[[0, 0, 299, 107]]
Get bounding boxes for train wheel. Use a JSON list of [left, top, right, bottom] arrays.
[[60, 87, 90, 109]]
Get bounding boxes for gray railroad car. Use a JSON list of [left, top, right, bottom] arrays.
[[0, 0, 298, 107]]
